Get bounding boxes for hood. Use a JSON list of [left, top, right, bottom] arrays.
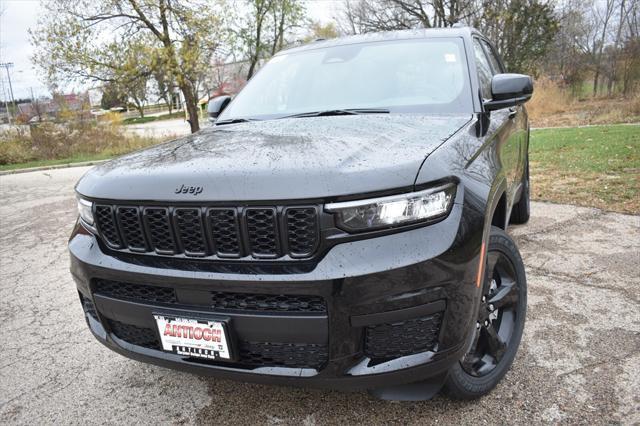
[[77, 114, 471, 201]]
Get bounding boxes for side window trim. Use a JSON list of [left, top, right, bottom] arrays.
[[479, 38, 505, 75], [472, 36, 493, 101]]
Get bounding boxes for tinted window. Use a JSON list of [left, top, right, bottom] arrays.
[[220, 38, 473, 120], [481, 40, 504, 74], [472, 38, 493, 100]]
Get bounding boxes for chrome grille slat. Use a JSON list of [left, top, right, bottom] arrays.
[[94, 203, 319, 260]]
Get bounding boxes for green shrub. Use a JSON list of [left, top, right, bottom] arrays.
[[0, 121, 162, 165]]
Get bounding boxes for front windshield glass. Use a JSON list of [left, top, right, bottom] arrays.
[[219, 37, 473, 121]]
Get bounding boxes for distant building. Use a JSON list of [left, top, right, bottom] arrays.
[[15, 92, 91, 123]]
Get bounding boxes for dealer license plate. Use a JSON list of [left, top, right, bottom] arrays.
[[154, 315, 231, 360]]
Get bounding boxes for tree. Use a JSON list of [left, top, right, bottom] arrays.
[[337, 0, 479, 33], [153, 61, 176, 115], [107, 36, 154, 117], [543, 0, 587, 92], [100, 82, 128, 110], [619, 0, 640, 95], [338, 0, 558, 74], [30, 0, 224, 133], [228, 0, 306, 80], [475, 0, 559, 74], [303, 21, 339, 42]]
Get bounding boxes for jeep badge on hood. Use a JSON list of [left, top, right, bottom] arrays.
[[175, 184, 203, 195]]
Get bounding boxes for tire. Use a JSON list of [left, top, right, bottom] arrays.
[[443, 226, 527, 400], [510, 160, 530, 224]]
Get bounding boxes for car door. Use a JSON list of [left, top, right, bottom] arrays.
[[480, 39, 528, 199], [472, 37, 522, 209]]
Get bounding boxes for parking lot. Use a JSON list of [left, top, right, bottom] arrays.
[[0, 166, 638, 425]]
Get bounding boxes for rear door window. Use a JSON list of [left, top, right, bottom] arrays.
[[472, 38, 493, 100], [481, 40, 504, 74]]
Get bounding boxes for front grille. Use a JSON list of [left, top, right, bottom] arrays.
[[207, 209, 241, 256], [108, 319, 161, 350], [93, 203, 320, 260], [117, 206, 147, 251], [246, 208, 279, 257], [92, 279, 326, 313], [94, 205, 121, 247], [94, 279, 177, 304], [286, 208, 319, 256], [144, 208, 176, 253], [108, 321, 327, 370], [364, 312, 443, 361], [175, 208, 207, 256]]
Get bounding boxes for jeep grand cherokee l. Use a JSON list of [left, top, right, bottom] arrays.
[[69, 27, 532, 400]]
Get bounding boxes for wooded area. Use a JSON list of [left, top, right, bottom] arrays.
[[28, 0, 640, 133]]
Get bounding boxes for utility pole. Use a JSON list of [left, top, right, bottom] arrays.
[[0, 62, 17, 112], [0, 69, 11, 124]]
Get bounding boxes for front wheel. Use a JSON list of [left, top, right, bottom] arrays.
[[444, 226, 527, 399]]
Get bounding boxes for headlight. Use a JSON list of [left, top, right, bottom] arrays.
[[77, 197, 94, 226], [325, 183, 456, 232]]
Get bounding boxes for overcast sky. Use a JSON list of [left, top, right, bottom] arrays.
[[0, 0, 340, 101]]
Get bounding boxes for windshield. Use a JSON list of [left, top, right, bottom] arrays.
[[219, 37, 473, 121]]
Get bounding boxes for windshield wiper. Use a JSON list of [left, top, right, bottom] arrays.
[[215, 118, 259, 125], [279, 108, 390, 119]]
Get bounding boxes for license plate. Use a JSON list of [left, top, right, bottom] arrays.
[[154, 314, 231, 360]]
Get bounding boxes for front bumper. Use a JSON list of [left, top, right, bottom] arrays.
[[69, 202, 484, 391]]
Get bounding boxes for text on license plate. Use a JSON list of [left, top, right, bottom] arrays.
[[154, 315, 231, 360]]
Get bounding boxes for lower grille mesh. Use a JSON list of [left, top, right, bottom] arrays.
[[93, 279, 326, 313], [107, 320, 327, 370], [80, 295, 99, 321], [94, 279, 177, 304], [211, 292, 326, 313], [364, 312, 443, 360], [238, 341, 328, 369], [108, 320, 161, 350]]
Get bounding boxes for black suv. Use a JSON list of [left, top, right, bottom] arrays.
[[70, 27, 532, 400]]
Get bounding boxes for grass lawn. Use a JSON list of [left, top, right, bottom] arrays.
[[0, 153, 115, 172], [530, 124, 640, 214], [122, 111, 184, 125]]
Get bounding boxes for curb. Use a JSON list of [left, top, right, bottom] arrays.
[[0, 159, 111, 176]]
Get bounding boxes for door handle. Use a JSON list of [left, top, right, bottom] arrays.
[[508, 107, 518, 119]]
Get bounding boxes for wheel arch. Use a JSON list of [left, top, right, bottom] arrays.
[[486, 178, 508, 233]]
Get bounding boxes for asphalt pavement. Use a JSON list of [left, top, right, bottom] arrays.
[[0, 166, 638, 425], [125, 117, 193, 138]]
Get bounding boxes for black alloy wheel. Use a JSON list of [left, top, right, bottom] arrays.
[[444, 226, 527, 399], [461, 249, 520, 377]]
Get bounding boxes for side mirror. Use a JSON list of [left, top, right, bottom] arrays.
[[207, 95, 231, 122], [484, 73, 533, 111]]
